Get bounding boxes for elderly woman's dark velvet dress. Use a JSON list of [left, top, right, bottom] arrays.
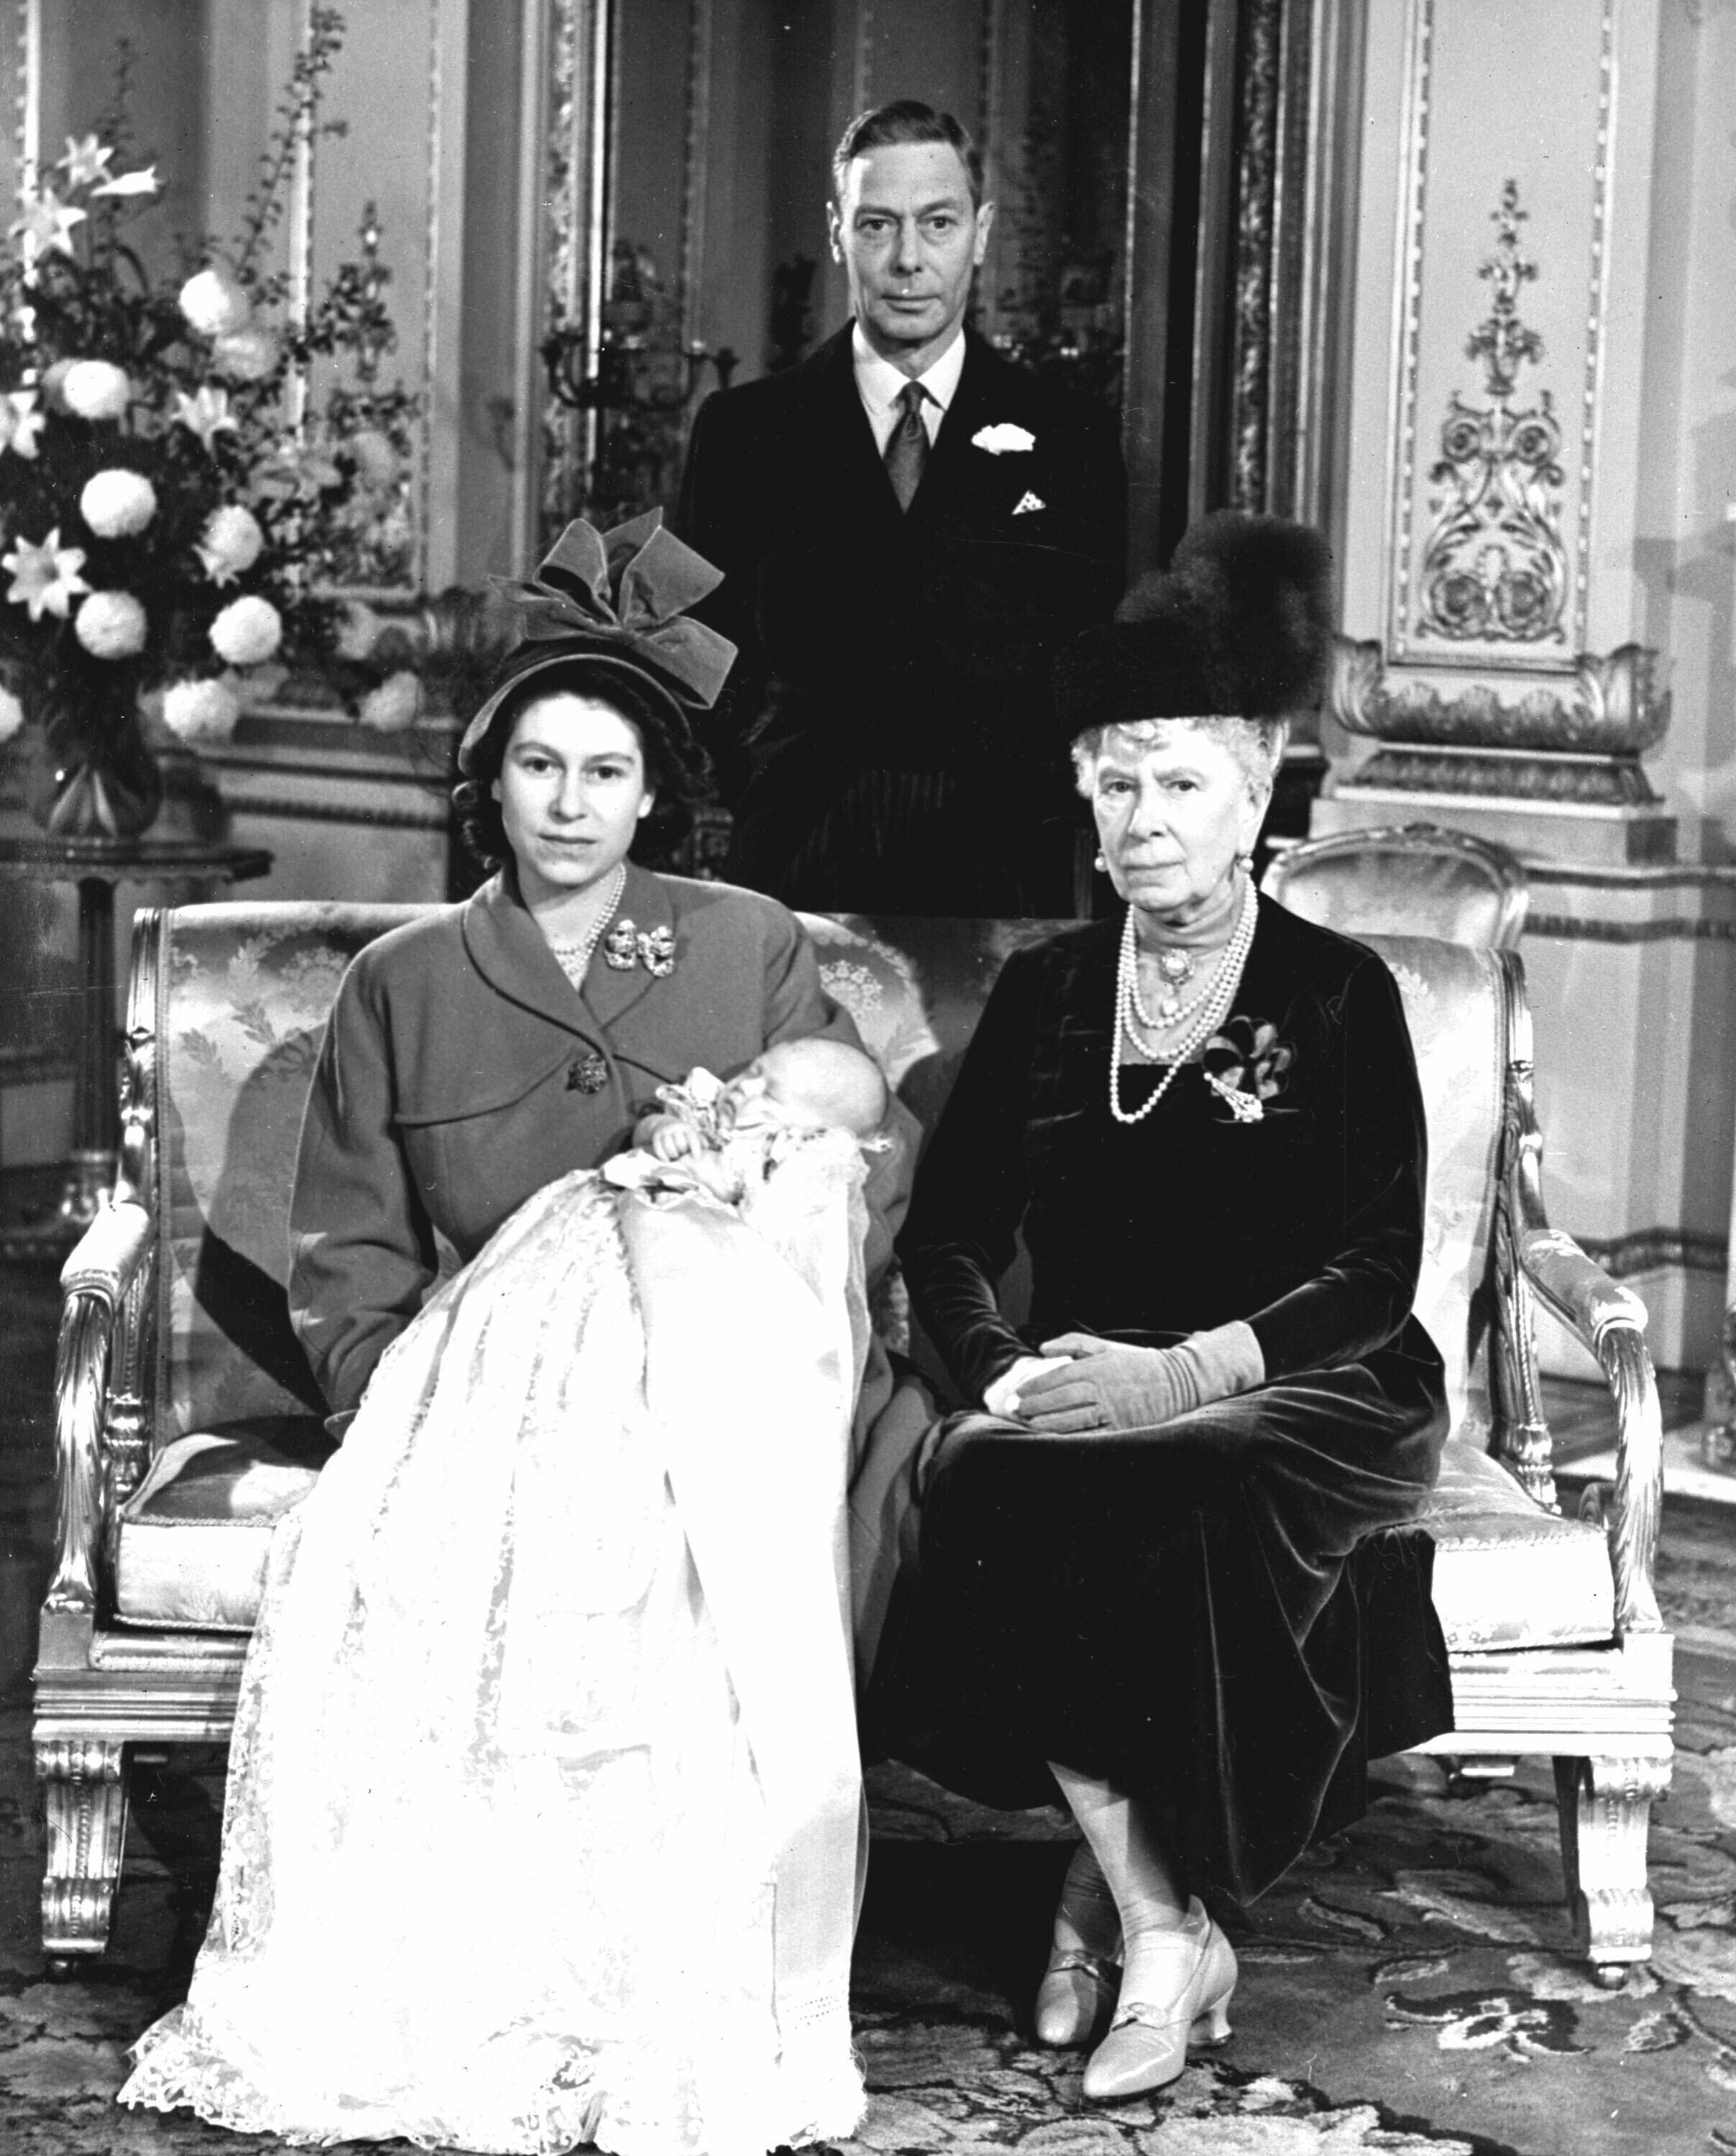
[[870, 897, 1453, 1904]]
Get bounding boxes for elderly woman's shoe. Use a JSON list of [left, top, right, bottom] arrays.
[[1080, 1899, 1236, 2101], [1034, 1843, 1124, 2047], [1035, 1947, 1122, 2047]]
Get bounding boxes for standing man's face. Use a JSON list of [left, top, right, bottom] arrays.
[[830, 140, 994, 376]]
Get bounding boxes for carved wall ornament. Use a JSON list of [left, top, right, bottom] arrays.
[[1331, 637, 1667, 757], [1417, 182, 1569, 647]]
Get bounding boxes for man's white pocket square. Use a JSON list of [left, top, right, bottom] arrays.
[[1012, 491, 1045, 515], [973, 423, 1035, 454]]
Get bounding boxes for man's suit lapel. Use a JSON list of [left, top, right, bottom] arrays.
[[906, 333, 1008, 532], [802, 327, 906, 538]]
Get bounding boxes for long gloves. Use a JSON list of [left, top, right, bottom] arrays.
[[984, 1321, 1265, 1433]]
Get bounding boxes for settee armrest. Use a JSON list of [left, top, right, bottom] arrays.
[[1505, 1059, 1663, 1639], [45, 1201, 152, 1620]]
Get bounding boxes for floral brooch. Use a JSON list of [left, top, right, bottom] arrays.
[[1201, 1018, 1292, 1124], [603, 919, 677, 977]]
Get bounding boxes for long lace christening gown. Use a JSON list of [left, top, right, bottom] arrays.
[[119, 1133, 873, 2156]]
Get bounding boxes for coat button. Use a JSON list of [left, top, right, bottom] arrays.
[[566, 1054, 609, 1095]]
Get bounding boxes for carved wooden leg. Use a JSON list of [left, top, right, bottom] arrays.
[[35, 1737, 129, 1972], [1554, 1752, 1671, 1983]]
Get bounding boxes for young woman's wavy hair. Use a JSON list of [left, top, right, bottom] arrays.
[[451, 658, 712, 870]]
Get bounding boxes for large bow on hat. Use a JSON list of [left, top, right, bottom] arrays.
[[458, 511, 738, 769]]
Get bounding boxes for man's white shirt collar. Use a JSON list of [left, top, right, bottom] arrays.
[[851, 322, 966, 451]]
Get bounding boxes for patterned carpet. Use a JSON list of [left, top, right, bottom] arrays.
[[1, 1252, 1734, 2155]]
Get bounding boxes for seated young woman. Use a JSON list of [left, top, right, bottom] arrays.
[[867, 513, 1453, 2103], [119, 512, 912, 2156]]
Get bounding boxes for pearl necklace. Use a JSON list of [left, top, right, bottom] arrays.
[[1126, 946, 1218, 1031], [542, 862, 628, 988], [1108, 880, 1259, 1126]]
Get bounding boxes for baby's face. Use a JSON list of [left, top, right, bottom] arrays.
[[719, 1050, 822, 1132]]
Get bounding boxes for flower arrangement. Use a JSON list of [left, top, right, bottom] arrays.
[[0, 10, 418, 837]]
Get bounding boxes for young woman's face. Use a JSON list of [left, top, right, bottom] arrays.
[[492, 694, 653, 908]]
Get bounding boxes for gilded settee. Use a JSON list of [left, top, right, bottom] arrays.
[[35, 902, 1672, 1981]]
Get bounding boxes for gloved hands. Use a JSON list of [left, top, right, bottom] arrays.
[[983, 1354, 1070, 1419], [1013, 1335, 1200, 1432], [1009, 1322, 1266, 1434]]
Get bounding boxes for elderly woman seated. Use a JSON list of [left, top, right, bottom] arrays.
[[868, 515, 1452, 2101]]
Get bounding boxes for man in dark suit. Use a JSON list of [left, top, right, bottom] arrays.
[[676, 100, 1126, 916]]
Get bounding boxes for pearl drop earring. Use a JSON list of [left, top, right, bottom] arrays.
[[1093, 849, 1108, 873]]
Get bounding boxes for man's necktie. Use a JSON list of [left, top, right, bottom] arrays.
[[883, 380, 929, 511]]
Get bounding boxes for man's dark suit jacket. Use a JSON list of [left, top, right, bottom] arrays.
[[675, 323, 1126, 908]]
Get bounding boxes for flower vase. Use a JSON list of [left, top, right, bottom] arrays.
[[28, 693, 164, 842]]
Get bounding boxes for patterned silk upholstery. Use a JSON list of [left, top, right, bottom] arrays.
[[1262, 824, 1528, 950], [111, 900, 1609, 1655]]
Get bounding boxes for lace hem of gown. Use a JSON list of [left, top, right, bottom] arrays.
[[119, 2001, 865, 2156]]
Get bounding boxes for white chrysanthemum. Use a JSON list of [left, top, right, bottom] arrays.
[[358, 670, 421, 732], [79, 468, 157, 539], [211, 326, 280, 382], [0, 683, 24, 745], [178, 264, 251, 337], [197, 504, 265, 586], [74, 589, 148, 659], [162, 676, 242, 744], [208, 593, 282, 666], [61, 360, 132, 421]]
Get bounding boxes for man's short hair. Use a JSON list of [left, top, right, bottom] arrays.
[[831, 100, 984, 211]]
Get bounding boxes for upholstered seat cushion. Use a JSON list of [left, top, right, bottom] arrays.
[[113, 1418, 1613, 1651], [1419, 1434, 1614, 1652], [114, 1417, 336, 1631]]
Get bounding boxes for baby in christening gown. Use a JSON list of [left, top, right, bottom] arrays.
[[119, 1038, 891, 2156], [610, 1034, 891, 1207]]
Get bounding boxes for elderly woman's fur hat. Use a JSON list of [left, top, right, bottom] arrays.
[[1054, 512, 1333, 738]]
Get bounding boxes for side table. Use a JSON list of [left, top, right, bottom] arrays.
[[0, 837, 271, 1257]]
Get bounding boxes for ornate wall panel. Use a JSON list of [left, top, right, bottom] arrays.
[[267, 0, 471, 591], [1385, 0, 1615, 672]]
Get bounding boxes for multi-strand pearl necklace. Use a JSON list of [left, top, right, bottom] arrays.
[[1108, 879, 1259, 1126], [543, 862, 628, 990]]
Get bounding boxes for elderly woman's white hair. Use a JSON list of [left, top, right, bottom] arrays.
[[1070, 713, 1290, 801]]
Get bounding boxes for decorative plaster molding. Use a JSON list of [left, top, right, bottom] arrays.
[[1526, 913, 1736, 946], [679, 0, 715, 354], [1387, 0, 1616, 667], [1416, 182, 1567, 646], [211, 792, 447, 831], [416, 0, 444, 591], [852, 0, 876, 121], [1230, 0, 1281, 510], [1331, 636, 1667, 755], [1572, 1229, 1727, 1280], [9, 0, 39, 192], [1341, 748, 1658, 806], [538, 0, 605, 541]]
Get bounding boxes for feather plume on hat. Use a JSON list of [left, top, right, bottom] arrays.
[[1052, 511, 1334, 741]]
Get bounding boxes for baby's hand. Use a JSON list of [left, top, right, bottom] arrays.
[[648, 1120, 702, 1161]]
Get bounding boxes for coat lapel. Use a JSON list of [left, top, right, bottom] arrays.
[[580, 860, 678, 1031], [908, 331, 1002, 530], [803, 326, 906, 536], [461, 873, 600, 1043]]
